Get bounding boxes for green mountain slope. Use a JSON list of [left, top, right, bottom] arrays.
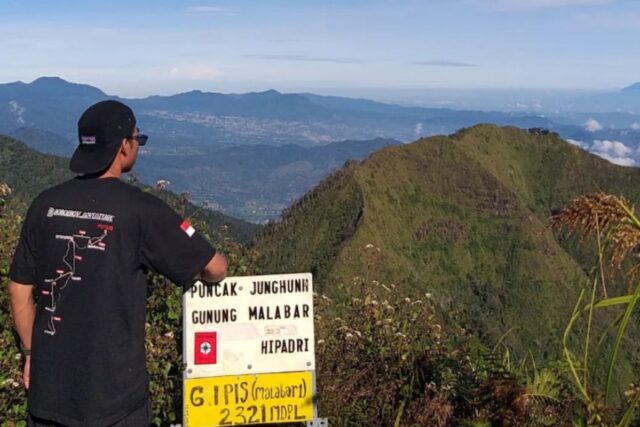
[[9, 127, 74, 157], [0, 134, 72, 200], [0, 135, 260, 243], [252, 124, 640, 360]]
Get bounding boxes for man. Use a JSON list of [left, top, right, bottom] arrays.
[[8, 100, 227, 426]]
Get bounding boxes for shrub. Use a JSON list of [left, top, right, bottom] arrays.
[[314, 245, 572, 426]]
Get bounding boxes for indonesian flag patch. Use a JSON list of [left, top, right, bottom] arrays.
[[194, 332, 217, 365], [180, 220, 195, 237]]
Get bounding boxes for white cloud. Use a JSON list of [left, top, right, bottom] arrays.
[[165, 65, 223, 80], [186, 6, 234, 13], [566, 138, 587, 148], [591, 139, 632, 157], [414, 123, 423, 136], [575, 11, 640, 30], [593, 153, 636, 167], [585, 118, 603, 132], [566, 139, 636, 166], [245, 54, 372, 64], [589, 139, 636, 166], [412, 60, 478, 67], [491, 0, 613, 10], [8, 100, 26, 124], [631, 122, 640, 130]]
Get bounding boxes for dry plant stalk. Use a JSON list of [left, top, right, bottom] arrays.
[[551, 193, 640, 282]]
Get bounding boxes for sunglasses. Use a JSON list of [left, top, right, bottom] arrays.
[[128, 128, 149, 146]]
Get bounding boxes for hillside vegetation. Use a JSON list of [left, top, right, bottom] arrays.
[[252, 125, 640, 362], [0, 135, 260, 243]]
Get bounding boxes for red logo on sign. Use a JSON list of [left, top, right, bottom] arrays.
[[194, 332, 217, 365]]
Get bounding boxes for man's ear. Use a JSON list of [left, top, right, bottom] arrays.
[[120, 139, 131, 156]]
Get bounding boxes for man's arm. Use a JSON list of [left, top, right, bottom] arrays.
[[9, 281, 35, 350], [8, 280, 35, 389], [201, 252, 228, 283]]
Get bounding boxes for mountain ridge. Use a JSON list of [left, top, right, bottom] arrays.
[[134, 137, 401, 221], [0, 76, 568, 142], [251, 124, 640, 363], [622, 82, 640, 93]]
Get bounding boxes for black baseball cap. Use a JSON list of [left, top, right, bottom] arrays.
[[70, 100, 136, 174]]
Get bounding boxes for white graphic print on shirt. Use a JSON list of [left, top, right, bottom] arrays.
[[42, 221, 113, 336]]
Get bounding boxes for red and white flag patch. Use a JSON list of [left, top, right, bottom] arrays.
[[194, 332, 217, 365], [180, 220, 195, 237]]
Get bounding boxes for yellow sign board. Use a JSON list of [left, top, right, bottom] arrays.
[[184, 371, 314, 426]]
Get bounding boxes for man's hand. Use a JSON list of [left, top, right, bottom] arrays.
[[23, 355, 30, 390], [202, 252, 228, 283]]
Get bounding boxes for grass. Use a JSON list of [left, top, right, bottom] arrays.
[[553, 193, 640, 425]]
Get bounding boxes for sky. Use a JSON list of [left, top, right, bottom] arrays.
[[0, 0, 639, 98]]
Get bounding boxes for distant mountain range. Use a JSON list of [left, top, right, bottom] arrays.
[[2, 77, 640, 221], [5, 77, 639, 149], [0, 77, 561, 147], [577, 82, 640, 113]]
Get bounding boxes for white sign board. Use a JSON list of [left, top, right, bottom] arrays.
[[183, 273, 315, 379]]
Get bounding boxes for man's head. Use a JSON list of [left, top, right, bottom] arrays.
[[70, 100, 147, 176]]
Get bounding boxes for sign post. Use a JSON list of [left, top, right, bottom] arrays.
[[183, 273, 317, 426]]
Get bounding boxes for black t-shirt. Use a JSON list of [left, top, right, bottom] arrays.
[[9, 177, 215, 426]]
